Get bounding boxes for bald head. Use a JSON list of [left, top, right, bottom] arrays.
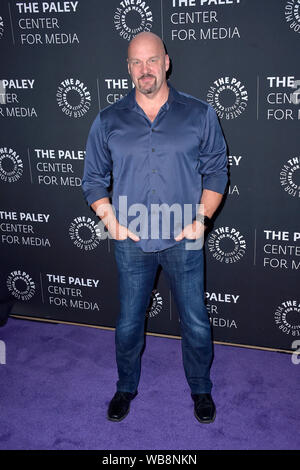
[[128, 32, 165, 58]]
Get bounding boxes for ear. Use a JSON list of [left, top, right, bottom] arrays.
[[165, 54, 170, 73]]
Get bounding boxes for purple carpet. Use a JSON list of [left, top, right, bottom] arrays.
[[0, 318, 299, 450]]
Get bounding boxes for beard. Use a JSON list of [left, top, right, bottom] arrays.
[[137, 74, 157, 95]]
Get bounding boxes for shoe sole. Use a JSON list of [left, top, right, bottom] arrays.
[[194, 408, 216, 424]]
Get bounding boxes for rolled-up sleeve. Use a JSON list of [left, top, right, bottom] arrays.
[[198, 105, 228, 195], [82, 113, 112, 206]]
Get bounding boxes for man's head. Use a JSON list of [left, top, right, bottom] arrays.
[[127, 32, 170, 97]]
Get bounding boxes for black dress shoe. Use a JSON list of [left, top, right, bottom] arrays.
[[191, 393, 216, 424], [107, 391, 137, 422]]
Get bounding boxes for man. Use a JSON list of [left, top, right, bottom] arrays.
[[82, 32, 228, 424]]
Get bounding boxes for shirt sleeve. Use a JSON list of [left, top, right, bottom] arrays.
[[198, 104, 228, 195], [81, 113, 112, 206]]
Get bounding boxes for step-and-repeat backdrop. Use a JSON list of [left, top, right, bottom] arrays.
[[0, 0, 299, 351]]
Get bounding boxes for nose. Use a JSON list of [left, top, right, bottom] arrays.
[[140, 61, 151, 75]]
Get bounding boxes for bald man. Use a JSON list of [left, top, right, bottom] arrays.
[[82, 32, 228, 424]]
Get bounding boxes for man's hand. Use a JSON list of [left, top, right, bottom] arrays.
[[92, 197, 140, 242], [174, 189, 223, 242], [110, 222, 140, 242], [174, 220, 205, 241]]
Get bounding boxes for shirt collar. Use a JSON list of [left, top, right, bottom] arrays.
[[115, 82, 187, 110]]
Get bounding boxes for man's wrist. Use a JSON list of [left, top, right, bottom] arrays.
[[194, 213, 213, 229]]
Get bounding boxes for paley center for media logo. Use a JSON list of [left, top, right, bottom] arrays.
[[113, 0, 153, 41], [207, 226, 247, 263], [146, 289, 163, 318], [280, 156, 300, 198], [207, 76, 248, 119], [285, 0, 300, 34], [56, 78, 91, 118], [69, 216, 102, 251], [274, 300, 300, 337], [6, 270, 36, 301], [0, 78, 37, 118], [0, 147, 23, 183], [0, 16, 4, 39]]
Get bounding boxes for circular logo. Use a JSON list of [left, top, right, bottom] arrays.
[[7, 270, 36, 301], [0, 147, 23, 182], [146, 289, 163, 318], [69, 216, 102, 251], [285, 0, 300, 34], [56, 78, 91, 118], [207, 77, 248, 119], [274, 300, 300, 336], [208, 227, 247, 263], [0, 16, 4, 39], [113, 0, 153, 41], [280, 156, 300, 198]]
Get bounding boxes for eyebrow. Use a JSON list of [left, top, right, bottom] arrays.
[[128, 55, 160, 61]]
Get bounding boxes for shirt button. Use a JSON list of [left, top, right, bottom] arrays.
[[152, 148, 155, 152], [152, 169, 156, 173], [152, 189, 156, 193]]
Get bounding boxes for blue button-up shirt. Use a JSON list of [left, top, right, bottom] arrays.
[[82, 84, 228, 252]]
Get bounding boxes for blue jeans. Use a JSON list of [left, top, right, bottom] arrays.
[[112, 238, 213, 395]]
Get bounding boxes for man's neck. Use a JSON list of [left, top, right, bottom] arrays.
[[135, 82, 170, 112]]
